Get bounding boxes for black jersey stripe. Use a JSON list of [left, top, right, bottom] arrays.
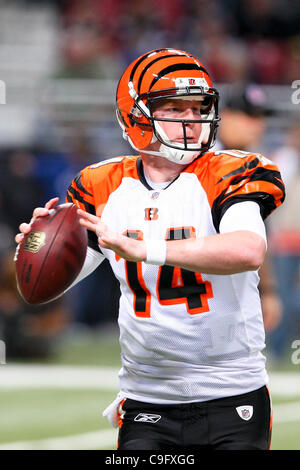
[[66, 189, 102, 253], [73, 172, 93, 197], [136, 157, 153, 190], [67, 186, 96, 215], [66, 193, 73, 203], [211, 169, 285, 232], [217, 158, 259, 184], [136, 157, 180, 191], [212, 191, 278, 232], [149, 63, 209, 90], [224, 168, 285, 197]]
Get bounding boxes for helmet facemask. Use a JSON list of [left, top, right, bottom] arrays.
[[128, 87, 220, 164]]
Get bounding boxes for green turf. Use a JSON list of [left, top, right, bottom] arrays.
[[0, 389, 298, 449], [1, 329, 299, 450], [0, 389, 114, 443], [52, 329, 122, 367], [271, 421, 300, 450]]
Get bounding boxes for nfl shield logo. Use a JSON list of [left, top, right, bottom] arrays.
[[236, 405, 253, 421]]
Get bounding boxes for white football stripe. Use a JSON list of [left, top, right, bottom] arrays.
[[0, 366, 299, 397], [0, 364, 119, 389], [0, 429, 117, 450]]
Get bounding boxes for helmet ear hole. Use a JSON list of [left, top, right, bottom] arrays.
[[127, 117, 154, 149], [116, 108, 129, 129], [116, 110, 129, 141]]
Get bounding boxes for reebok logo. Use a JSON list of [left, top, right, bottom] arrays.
[[236, 405, 253, 421], [134, 413, 161, 423]]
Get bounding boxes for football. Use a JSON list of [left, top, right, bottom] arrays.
[[15, 203, 88, 305]]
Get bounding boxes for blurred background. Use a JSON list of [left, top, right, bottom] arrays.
[[0, 0, 299, 450]]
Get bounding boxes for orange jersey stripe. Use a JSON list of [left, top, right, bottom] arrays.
[[66, 156, 139, 251], [221, 180, 284, 208], [185, 150, 285, 231], [66, 156, 139, 216]]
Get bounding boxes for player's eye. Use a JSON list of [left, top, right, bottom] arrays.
[[169, 106, 181, 113], [191, 106, 202, 115], [153, 106, 181, 116], [200, 96, 214, 113]]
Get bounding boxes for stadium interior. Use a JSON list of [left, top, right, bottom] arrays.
[[0, 0, 299, 450]]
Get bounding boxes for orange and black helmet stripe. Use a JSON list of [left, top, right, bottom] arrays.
[[128, 48, 211, 94]]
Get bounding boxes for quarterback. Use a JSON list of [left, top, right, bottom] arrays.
[[16, 49, 285, 450]]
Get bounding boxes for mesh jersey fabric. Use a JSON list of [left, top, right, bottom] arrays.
[[66, 151, 284, 403]]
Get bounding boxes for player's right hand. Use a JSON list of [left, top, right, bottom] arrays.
[[15, 197, 60, 244]]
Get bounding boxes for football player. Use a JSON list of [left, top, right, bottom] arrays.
[[16, 49, 285, 450]]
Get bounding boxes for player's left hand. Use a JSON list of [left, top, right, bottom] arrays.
[[77, 209, 146, 262]]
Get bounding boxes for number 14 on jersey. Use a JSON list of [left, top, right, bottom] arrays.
[[118, 227, 213, 318]]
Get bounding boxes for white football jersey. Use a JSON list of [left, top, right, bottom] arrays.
[[67, 151, 285, 404]]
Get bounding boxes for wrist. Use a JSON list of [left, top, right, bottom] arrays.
[[145, 239, 167, 265]]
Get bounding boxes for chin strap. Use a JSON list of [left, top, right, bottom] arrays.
[[137, 142, 200, 165], [122, 120, 201, 165], [151, 121, 205, 164]]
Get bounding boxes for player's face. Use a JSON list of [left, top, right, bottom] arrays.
[[151, 98, 203, 144]]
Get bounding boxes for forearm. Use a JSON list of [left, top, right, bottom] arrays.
[[77, 207, 267, 275], [164, 231, 266, 275]]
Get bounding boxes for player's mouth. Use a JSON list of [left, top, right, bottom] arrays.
[[174, 137, 198, 143]]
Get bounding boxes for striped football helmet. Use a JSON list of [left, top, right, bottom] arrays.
[[116, 48, 220, 164]]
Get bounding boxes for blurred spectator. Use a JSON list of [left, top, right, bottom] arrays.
[[56, 0, 123, 79], [231, 0, 300, 38], [248, 39, 286, 84], [67, 259, 120, 327], [0, 150, 44, 232], [0, 178, 15, 256], [283, 35, 300, 84], [267, 122, 300, 360], [33, 125, 94, 201], [217, 83, 268, 152], [203, 35, 249, 84], [214, 83, 283, 333], [57, 21, 123, 80], [56, 0, 300, 84], [0, 250, 69, 360]]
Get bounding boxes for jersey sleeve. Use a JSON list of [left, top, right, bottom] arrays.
[[66, 168, 102, 253], [65, 156, 138, 253], [219, 201, 267, 244], [205, 150, 285, 232]]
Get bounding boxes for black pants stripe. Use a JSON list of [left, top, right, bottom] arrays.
[[117, 386, 272, 450]]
